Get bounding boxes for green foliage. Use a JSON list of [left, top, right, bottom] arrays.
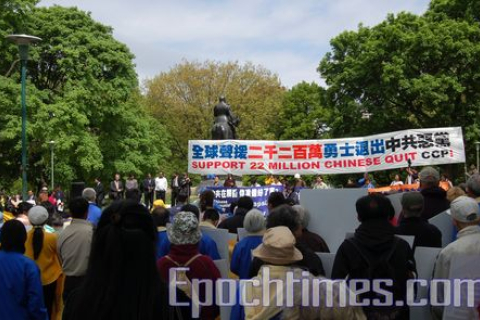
[[428, 0, 480, 22], [145, 60, 285, 170], [319, 10, 480, 174], [275, 82, 331, 140], [0, 4, 170, 189]]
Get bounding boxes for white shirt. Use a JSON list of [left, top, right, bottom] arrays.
[[155, 177, 168, 191], [390, 181, 404, 186], [432, 225, 480, 319], [433, 225, 480, 280], [172, 177, 179, 188], [313, 181, 329, 189]]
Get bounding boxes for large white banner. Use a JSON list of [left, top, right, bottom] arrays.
[[188, 127, 465, 175]]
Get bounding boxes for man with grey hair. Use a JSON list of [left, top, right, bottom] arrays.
[[82, 188, 101, 226], [419, 166, 450, 219], [466, 173, 480, 204], [395, 192, 442, 249], [230, 209, 265, 279], [293, 205, 330, 253]]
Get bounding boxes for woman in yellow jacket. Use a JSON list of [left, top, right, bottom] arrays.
[[25, 206, 63, 320]]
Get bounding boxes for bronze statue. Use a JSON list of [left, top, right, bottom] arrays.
[[211, 96, 239, 140]]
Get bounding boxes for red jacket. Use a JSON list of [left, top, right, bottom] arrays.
[[157, 244, 220, 319]]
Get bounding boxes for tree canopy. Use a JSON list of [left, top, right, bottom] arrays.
[[428, 0, 480, 22], [145, 60, 285, 169], [275, 82, 331, 140], [319, 7, 480, 172], [0, 3, 170, 191]]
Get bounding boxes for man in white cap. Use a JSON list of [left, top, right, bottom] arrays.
[[432, 196, 480, 319]]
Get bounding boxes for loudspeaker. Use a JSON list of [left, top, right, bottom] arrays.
[[70, 182, 85, 200]]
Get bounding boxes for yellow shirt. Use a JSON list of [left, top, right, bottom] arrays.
[[25, 228, 63, 285], [199, 220, 217, 229], [2, 211, 14, 223]]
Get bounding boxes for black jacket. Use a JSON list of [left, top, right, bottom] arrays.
[[179, 177, 192, 196], [298, 228, 330, 253], [217, 208, 247, 234], [141, 178, 154, 193], [94, 182, 104, 196], [421, 186, 450, 220], [395, 217, 442, 249], [110, 180, 124, 193], [332, 219, 416, 302]]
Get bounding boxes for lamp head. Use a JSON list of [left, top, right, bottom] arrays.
[[6, 34, 42, 61], [6, 34, 42, 45]]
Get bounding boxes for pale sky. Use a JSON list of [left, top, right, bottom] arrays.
[[39, 0, 430, 87]]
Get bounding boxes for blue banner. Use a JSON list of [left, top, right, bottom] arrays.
[[206, 186, 284, 215]]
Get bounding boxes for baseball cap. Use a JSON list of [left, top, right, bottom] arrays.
[[449, 196, 480, 223], [28, 206, 49, 226], [401, 192, 424, 217], [419, 167, 440, 182]]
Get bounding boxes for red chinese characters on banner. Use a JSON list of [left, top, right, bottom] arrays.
[[246, 144, 324, 160], [189, 127, 465, 175], [248, 146, 263, 159]]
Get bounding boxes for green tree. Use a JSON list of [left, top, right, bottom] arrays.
[[0, 4, 170, 190], [319, 10, 480, 173], [428, 0, 480, 22], [275, 82, 331, 140], [0, 0, 38, 71], [145, 60, 285, 169]]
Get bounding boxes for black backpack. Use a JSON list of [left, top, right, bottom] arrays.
[[346, 237, 408, 320]]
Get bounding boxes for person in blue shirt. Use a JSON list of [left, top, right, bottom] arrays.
[[169, 193, 188, 222], [156, 204, 221, 260], [358, 172, 375, 189], [0, 220, 47, 320], [151, 206, 170, 259], [82, 188, 102, 226], [231, 208, 265, 279]]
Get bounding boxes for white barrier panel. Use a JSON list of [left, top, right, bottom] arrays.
[[301, 189, 367, 253], [316, 253, 336, 279], [410, 246, 442, 320], [398, 235, 415, 248], [213, 259, 229, 279], [212, 264, 234, 320], [386, 192, 404, 221], [200, 227, 230, 261], [429, 211, 454, 247], [237, 228, 248, 241]]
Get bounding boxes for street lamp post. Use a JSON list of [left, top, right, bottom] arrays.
[[6, 34, 42, 200], [49, 140, 55, 191], [475, 142, 480, 173]]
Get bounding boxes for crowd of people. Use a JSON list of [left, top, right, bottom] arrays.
[[99, 172, 192, 208], [0, 166, 479, 319]]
